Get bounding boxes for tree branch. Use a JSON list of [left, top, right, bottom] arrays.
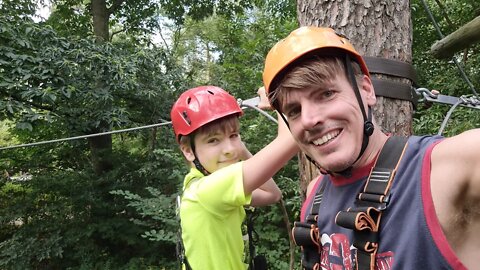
[[156, 29, 170, 51], [107, 0, 126, 15], [431, 16, 480, 59], [110, 27, 127, 41], [5, 94, 54, 112]]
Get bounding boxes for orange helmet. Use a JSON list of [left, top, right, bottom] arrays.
[[170, 86, 243, 142], [262, 26, 370, 96]]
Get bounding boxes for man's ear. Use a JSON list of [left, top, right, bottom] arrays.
[[361, 75, 376, 106], [180, 144, 195, 162]]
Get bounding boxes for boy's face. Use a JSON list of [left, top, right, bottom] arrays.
[[183, 127, 245, 173], [281, 73, 375, 172]]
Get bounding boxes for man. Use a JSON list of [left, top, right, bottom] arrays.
[[262, 26, 479, 270]]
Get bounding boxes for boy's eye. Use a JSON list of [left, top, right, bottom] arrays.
[[207, 138, 219, 144], [230, 133, 239, 139]]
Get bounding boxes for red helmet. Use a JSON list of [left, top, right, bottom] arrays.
[[170, 86, 243, 142]]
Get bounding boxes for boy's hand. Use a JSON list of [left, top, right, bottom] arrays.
[[257, 87, 272, 110]]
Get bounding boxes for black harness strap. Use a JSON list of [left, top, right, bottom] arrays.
[[335, 136, 408, 270], [292, 177, 327, 270], [370, 78, 418, 107], [247, 212, 256, 269], [175, 195, 192, 270], [364, 57, 418, 84], [363, 57, 419, 107], [246, 208, 268, 270]]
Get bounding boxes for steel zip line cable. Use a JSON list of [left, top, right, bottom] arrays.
[[420, 0, 478, 96], [0, 122, 172, 151], [0, 97, 272, 151]]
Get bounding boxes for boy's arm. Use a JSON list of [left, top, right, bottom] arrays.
[[250, 180, 282, 207], [240, 143, 282, 206], [241, 87, 299, 196]]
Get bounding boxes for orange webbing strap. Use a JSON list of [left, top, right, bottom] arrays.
[[335, 136, 409, 270]]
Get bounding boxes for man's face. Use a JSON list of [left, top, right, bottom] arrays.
[[281, 74, 374, 172]]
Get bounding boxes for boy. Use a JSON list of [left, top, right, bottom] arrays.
[[170, 85, 298, 269]]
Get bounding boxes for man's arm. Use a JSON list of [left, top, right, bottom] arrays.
[[432, 129, 480, 202], [430, 128, 480, 269]]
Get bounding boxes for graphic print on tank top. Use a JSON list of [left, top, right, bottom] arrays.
[[319, 233, 394, 270]]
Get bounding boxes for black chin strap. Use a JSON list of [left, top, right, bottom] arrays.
[[308, 55, 375, 177], [190, 140, 210, 176], [345, 55, 372, 131], [321, 55, 374, 176]]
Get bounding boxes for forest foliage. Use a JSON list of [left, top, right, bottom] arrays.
[[0, 0, 479, 269]]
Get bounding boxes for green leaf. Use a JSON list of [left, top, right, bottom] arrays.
[[15, 122, 33, 131]]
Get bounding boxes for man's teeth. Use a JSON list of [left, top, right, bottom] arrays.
[[312, 131, 339, 146]]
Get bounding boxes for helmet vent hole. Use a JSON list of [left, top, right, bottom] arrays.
[[207, 90, 214, 95], [182, 111, 191, 125], [186, 97, 191, 104]]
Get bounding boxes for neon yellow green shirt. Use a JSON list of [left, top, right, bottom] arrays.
[[180, 162, 252, 270]]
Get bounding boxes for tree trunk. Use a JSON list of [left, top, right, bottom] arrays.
[[92, 0, 109, 41], [296, 0, 414, 196], [89, 0, 113, 174]]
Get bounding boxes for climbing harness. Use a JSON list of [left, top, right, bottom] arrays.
[[336, 136, 408, 270], [175, 195, 192, 270], [292, 136, 408, 270], [245, 207, 268, 270], [291, 179, 326, 270]]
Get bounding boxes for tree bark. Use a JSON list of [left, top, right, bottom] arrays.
[[89, 0, 113, 174], [92, 0, 109, 42], [296, 0, 414, 195]]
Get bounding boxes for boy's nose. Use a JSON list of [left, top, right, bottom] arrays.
[[222, 140, 235, 155]]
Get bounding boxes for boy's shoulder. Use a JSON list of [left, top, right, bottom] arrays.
[[184, 163, 244, 188]]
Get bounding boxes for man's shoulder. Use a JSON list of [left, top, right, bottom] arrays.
[[422, 129, 480, 159], [405, 134, 444, 150]]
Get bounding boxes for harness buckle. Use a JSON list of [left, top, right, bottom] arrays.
[[356, 192, 392, 211]]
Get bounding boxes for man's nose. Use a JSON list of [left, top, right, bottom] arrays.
[[300, 101, 323, 130]]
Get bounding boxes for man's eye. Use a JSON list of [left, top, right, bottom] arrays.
[[323, 90, 334, 98], [286, 107, 300, 119]]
